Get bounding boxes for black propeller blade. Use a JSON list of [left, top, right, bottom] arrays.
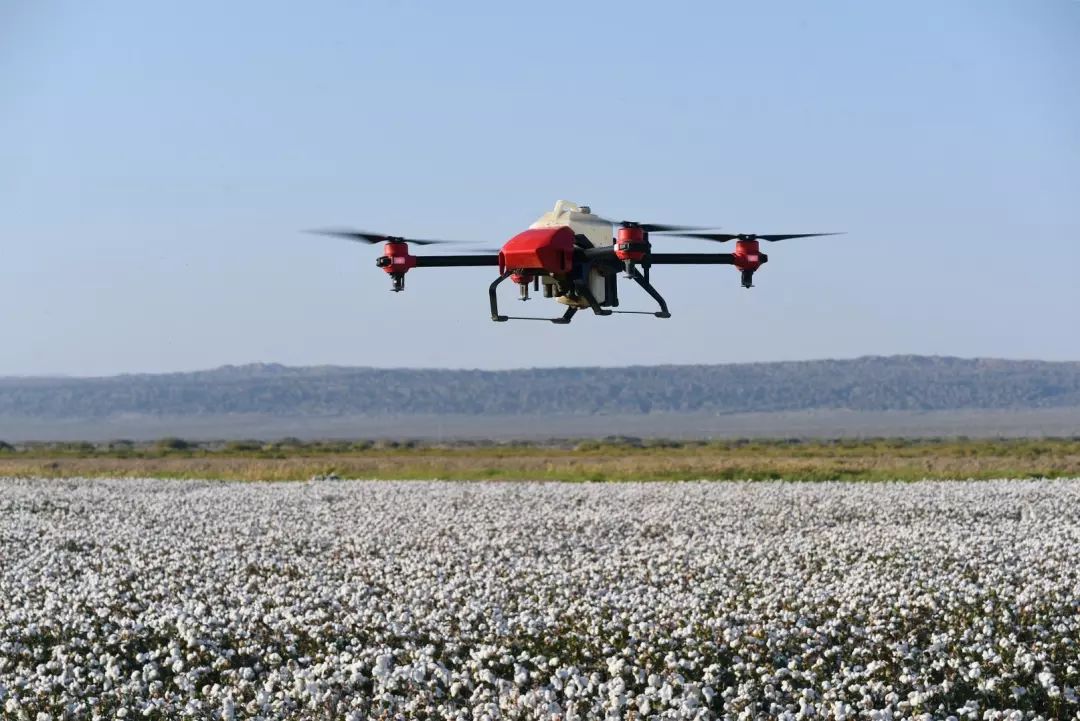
[[308, 229, 480, 246], [675, 232, 842, 243], [593, 217, 708, 234]]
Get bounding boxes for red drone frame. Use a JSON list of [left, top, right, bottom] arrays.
[[312, 201, 838, 324]]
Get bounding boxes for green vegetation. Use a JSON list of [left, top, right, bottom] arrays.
[[1, 437, 1078, 482]]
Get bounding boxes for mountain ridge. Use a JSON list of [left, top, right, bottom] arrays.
[[6, 355, 1072, 381], [3, 355, 1080, 419]]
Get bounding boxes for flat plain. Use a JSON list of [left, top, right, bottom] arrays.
[[2, 476, 1078, 719], [3, 437, 1080, 482]]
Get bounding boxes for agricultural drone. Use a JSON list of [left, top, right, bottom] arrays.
[[312, 200, 838, 324]]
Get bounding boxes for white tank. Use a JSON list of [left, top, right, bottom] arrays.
[[529, 200, 612, 307]]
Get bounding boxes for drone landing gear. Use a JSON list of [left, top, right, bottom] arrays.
[[489, 271, 608, 324], [551, 306, 578, 325], [607, 266, 670, 318]]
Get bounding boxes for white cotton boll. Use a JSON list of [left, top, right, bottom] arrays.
[[371, 654, 393, 680]]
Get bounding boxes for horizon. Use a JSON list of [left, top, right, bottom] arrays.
[[3, 352, 1079, 381]]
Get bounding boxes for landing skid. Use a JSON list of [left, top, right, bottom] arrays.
[[625, 265, 671, 318], [488, 268, 669, 324], [489, 272, 608, 324]]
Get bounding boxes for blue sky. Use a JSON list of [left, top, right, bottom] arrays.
[[2, 0, 1078, 375]]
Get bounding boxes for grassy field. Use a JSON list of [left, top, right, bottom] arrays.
[[2, 437, 1079, 482]]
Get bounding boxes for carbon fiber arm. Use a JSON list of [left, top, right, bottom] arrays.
[[581, 248, 751, 266], [413, 255, 500, 267], [646, 253, 742, 265]]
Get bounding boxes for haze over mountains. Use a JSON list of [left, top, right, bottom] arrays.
[[3, 356, 1080, 441]]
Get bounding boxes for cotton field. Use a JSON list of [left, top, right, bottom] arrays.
[[1, 478, 1078, 721]]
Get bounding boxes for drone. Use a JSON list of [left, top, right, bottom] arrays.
[[312, 200, 838, 324]]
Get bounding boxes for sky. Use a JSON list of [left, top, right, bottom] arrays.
[[2, 0, 1078, 376]]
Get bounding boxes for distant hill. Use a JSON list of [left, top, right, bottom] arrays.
[[3, 356, 1080, 419]]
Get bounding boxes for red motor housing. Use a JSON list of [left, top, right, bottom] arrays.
[[733, 239, 762, 271], [378, 241, 417, 274], [499, 226, 575, 275], [614, 226, 648, 262]]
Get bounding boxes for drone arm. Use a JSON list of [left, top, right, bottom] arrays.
[[646, 253, 747, 265], [413, 255, 500, 268], [648, 252, 768, 289]]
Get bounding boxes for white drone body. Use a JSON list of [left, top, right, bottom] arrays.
[[528, 200, 611, 308]]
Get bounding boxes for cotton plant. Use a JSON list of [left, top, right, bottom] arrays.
[[0, 477, 1078, 720]]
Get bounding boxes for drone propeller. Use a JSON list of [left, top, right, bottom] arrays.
[[308, 228, 484, 246], [675, 232, 842, 243], [593, 217, 709, 235]]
